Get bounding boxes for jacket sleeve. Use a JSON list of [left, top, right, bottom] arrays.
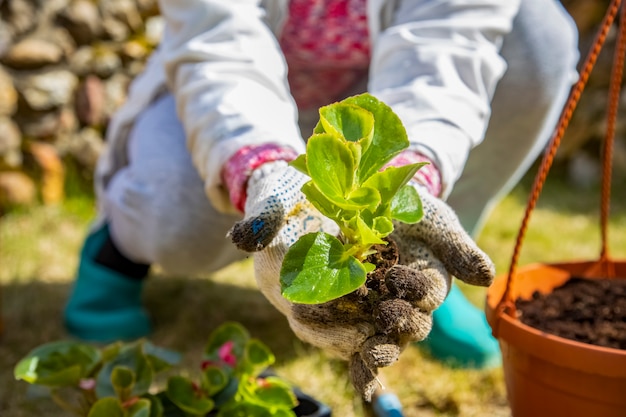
[[157, 0, 305, 213], [369, 0, 522, 198]]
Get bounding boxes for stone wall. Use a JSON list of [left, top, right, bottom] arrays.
[[0, 0, 161, 209], [0, 0, 624, 210]]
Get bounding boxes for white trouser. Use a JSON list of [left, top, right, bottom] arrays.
[[102, 0, 579, 275]]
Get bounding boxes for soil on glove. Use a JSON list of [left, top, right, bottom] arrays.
[[515, 277, 626, 350]]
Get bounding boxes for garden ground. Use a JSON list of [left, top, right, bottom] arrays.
[[2, 167, 625, 416]]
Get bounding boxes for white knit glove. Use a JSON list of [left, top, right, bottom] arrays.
[[228, 161, 494, 400]]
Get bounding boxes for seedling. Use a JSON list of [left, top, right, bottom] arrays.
[[280, 93, 425, 304], [14, 322, 299, 417]]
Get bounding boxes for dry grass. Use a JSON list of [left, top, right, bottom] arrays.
[[2, 169, 625, 416]]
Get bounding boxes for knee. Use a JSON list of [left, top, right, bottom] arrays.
[[148, 176, 243, 274], [517, 2, 580, 94]]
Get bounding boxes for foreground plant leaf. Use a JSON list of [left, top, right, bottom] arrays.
[[126, 398, 152, 417], [204, 322, 250, 367], [96, 342, 153, 399], [14, 340, 101, 387], [281, 232, 367, 304], [166, 376, 215, 416], [282, 93, 423, 304], [252, 376, 298, 410], [339, 94, 409, 182], [88, 398, 125, 417]]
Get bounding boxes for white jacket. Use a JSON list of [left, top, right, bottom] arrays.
[[97, 0, 521, 213]]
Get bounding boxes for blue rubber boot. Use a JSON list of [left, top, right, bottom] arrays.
[[419, 284, 501, 369], [64, 224, 151, 342]]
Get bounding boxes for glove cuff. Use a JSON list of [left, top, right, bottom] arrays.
[[384, 150, 442, 197], [221, 144, 299, 212]]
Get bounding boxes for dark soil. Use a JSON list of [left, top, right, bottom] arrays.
[[516, 277, 626, 350]]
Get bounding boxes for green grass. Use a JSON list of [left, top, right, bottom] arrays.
[[2, 168, 625, 417]]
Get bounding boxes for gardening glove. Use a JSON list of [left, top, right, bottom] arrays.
[[228, 160, 495, 401]]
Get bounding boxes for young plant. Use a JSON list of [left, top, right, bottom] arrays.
[[280, 93, 425, 304], [14, 322, 300, 417]]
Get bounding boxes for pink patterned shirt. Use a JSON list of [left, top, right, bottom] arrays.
[[222, 0, 442, 211], [279, 0, 371, 110]]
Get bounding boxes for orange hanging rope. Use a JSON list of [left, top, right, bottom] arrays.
[[497, 0, 623, 313], [600, 1, 626, 260]]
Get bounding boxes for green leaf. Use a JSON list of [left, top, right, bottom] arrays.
[[300, 182, 343, 220], [243, 340, 275, 376], [354, 216, 386, 247], [318, 103, 375, 145], [166, 376, 215, 416], [280, 232, 367, 304], [273, 409, 298, 417], [363, 163, 425, 206], [88, 397, 124, 417], [306, 133, 356, 205], [14, 340, 101, 387], [390, 185, 423, 224], [111, 366, 135, 401], [288, 154, 308, 176], [201, 365, 229, 396], [101, 342, 123, 363], [253, 377, 298, 409], [127, 398, 152, 417], [346, 186, 381, 211], [204, 322, 250, 364], [142, 394, 165, 417], [373, 216, 394, 237], [217, 402, 274, 417], [342, 93, 409, 183], [212, 377, 239, 408], [143, 342, 181, 374], [96, 342, 153, 399]]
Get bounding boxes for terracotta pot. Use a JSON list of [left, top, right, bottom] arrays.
[[485, 260, 626, 417]]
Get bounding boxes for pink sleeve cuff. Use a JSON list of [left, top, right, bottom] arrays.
[[221, 144, 299, 212], [384, 151, 442, 197]]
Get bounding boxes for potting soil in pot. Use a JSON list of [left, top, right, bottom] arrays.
[[515, 277, 626, 350]]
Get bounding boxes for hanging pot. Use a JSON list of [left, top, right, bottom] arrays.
[[485, 1, 626, 415]]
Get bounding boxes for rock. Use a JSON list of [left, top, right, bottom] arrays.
[[0, 117, 22, 168], [75, 75, 105, 126], [27, 142, 65, 205], [68, 45, 94, 76], [17, 69, 78, 111], [99, 0, 143, 33], [136, 0, 160, 18], [1, 38, 64, 70], [56, 0, 103, 46], [67, 127, 104, 169], [18, 110, 63, 140], [0, 0, 38, 38], [0, 23, 12, 58], [0, 171, 36, 209], [0, 66, 17, 116], [144, 16, 164, 46], [121, 39, 149, 62], [92, 45, 122, 78], [49, 26, 77, 59], [102, 17, 130, 42]]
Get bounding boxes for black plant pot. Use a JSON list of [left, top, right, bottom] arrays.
[[159, 374, 332, 417], [291, 385, 332, 417]]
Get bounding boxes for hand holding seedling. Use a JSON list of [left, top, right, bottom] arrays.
[[229, 94, 495, 401]]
